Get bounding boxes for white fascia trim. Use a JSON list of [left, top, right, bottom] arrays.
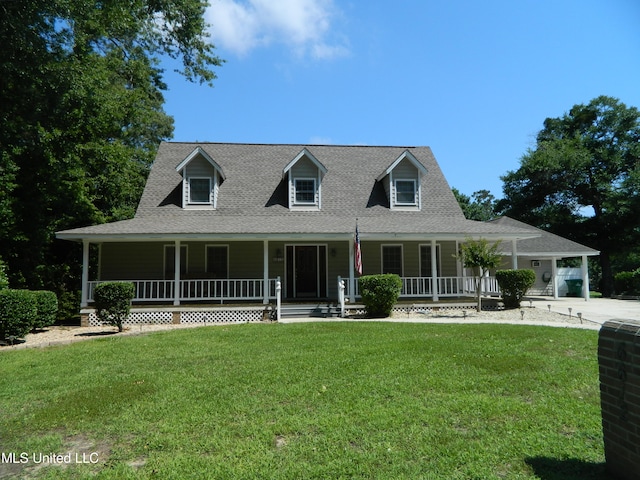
[[176, 146, 226, 181], [376, 150, 427, 182], [282, 148, 328, 179]]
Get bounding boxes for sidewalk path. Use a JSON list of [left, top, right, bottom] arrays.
[[529, 296, 640, 326]]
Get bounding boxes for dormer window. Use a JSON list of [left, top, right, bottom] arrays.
[[283, 148, 327, 211], [377, 150, 427, 211], [189, 178, 212, 204], [176, 147, 225, 209], [395, 179, 417, 206], [294, 178, 317, 204]]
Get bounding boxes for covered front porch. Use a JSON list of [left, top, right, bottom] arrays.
[[80, 236, 501, 307]]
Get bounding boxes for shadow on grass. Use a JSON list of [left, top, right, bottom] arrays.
[[526, 457, 612, 479], [75, 331, 119, 338]]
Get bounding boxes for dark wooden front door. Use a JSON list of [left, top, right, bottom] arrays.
[[295, 246, 317, 297], [285, 245, 327, 299]]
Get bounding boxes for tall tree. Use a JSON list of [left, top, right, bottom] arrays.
[[0, 0, 222, 316], [452, 188, 498, 221], [498, 96, 640, 296]]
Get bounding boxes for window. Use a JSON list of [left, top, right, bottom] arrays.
[[189, 178, 211, 204], [420, 245, 441, 277], [395, 180, 416, 205], [294, 178, 316, 204], [206, 245, 228, 278], [382, 245, 403, 275], [164, 245, 187, 278]]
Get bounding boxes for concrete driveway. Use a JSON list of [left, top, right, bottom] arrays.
[[530, 296, 640, 326]]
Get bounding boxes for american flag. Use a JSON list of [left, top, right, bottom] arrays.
[[354, 223, 363, 275]]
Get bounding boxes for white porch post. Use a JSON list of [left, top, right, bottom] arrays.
[[263, 240, 269, 304], [173, 240, 181, 306], [348, 238, 356, 302], [431, 239, 439, 301], [552, 257, 559, 299], [511, 239, 518, 269], [80, 239, 90, 308], [581, 255, 590, 301]]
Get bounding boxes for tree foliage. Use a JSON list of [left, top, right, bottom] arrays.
[[452, 188, 498, 221], [498, 96, 640, 296], [457, 238, 502, 312], [0, 0, 222, 316]]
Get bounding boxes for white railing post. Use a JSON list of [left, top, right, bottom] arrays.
[[338, 276, 345, 317], [81, 240, 90, 307], [275, 276, 281, 321]]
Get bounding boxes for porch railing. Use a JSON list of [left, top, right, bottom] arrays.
[[88, 278, 278, 303], [344, 276, 500, 298]]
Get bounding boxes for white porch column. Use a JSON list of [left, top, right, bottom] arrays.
[[431, 239, 439, 301], [348, 238, 356, 302], [80, 239, 90, 308], [581, 255, 590, 301], [263, 240, 269, 304], [173, 240, 181, 306], [552, 256, 559, 299], [511, 239, 518, 269]]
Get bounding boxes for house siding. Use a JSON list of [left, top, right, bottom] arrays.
[[288, 156, 321, 208], [183, 156, 217, 208], [360, 241, 458, 277]]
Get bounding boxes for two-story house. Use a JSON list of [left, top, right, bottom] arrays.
[[56, 142, 597, 323]]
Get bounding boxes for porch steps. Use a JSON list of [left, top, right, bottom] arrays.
[[279, 303, 342, 318]]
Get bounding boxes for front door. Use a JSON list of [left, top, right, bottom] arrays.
[[295, 246, 317, 298], [285, 245, 327, 299]]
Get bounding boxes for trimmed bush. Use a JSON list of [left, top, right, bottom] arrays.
[[0, 289, 38, 341], [32, 290, 59, 330], [0, 259, 8, 291], [358, 274, 402, 318], [614, 268, 640, 295], [495, 269, 536, 309], [94, 282, 135, 332]]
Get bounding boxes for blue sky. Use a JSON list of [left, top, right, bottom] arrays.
[[160, 0, 640, 198]]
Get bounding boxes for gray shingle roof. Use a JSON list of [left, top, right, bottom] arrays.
[[489, 217, 599, 257], [57, 142, 538, 240]]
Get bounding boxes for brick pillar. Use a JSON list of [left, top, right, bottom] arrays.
[[598, 320, 640, 479]]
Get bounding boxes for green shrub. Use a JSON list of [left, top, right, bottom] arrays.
[[495, 269, 536, 309], [94, 282, 135, 332], [0, 290, 38, 341], [358, 274, 403, 318], [0, 259, 8, 291], [614, 268, 640, 295], [32, 290, 58, 330]]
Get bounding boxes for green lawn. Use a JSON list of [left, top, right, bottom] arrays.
[[0, 323, 608, 479]]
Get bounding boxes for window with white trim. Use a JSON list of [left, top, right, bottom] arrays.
[[294, 178, 316, 204], [395, 179, 417, 206], [189, 177, 212, 204], [206, 245, 228, 279], [420, 245, 441, 277], [382, 245, 403, 276]]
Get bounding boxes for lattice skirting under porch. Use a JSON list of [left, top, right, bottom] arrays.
[[85, 309, 263, 326], [180, 309, 262, 324]]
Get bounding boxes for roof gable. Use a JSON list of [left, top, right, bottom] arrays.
[[376, 150, 427, 182], [175, 146, 226, 181], [282, 147, 328, 179]]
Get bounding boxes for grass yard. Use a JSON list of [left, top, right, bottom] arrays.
[[0, 322, 608, 479]]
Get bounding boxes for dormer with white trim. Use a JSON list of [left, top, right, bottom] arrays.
[[175, 147, 226, 209], [283, 148, 328, 211], [376, 150, 427, 210]]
